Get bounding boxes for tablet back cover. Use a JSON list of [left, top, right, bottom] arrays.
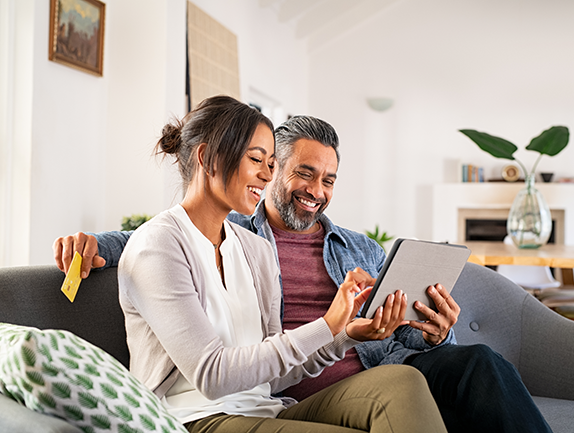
[[362, 239, 470, 321]]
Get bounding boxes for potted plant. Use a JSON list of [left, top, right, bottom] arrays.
[[121, 214, 153, 231], [459, 126, 569, 248], [366, 225, 394, 253]]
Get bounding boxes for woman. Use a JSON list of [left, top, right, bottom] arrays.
[[118, 95, 447, 433]]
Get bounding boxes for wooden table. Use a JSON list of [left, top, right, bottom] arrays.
[[463, 241, 574, 284]]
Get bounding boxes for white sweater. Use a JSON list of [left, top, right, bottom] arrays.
[[118, 205, 359, 418]]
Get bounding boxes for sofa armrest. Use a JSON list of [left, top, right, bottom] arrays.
[[453, 262, 574, 401], [0, 393, 83, 433], [519, 294, 574, 400]]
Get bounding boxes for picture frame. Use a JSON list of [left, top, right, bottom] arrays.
[[49, 0, 106, 76]]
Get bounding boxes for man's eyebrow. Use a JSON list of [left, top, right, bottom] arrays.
[[297, 164, 337, 179]]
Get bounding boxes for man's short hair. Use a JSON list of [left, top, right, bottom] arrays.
[[274, 115, 340, 170]]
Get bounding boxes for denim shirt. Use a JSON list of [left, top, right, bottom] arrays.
[[94, 200, 455, 369]]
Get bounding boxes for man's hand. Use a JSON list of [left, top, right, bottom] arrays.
[[346, 289, 408, 341], [52, 232, 105, 278], [408, 283, 460, 346]]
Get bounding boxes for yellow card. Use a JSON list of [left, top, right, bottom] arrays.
[[61, 252, 83, 303]]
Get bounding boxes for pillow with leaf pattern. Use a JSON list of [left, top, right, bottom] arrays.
[[0, 322, 187, 433]]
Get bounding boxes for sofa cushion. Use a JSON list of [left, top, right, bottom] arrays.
[[0, 393, 83, 432], [532, 396, 574, 433], [0, 322, 187, 433]]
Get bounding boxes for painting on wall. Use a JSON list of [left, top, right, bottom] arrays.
[[49, 0, 106, 76]]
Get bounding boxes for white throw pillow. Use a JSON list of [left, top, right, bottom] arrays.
[[0, 322, 187, 433]]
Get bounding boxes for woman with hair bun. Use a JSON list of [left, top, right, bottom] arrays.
[[118, 95, 446, 433]]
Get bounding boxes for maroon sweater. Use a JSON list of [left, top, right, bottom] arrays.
[[271, 223, 364, 401]]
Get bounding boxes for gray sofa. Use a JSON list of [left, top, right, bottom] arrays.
[[1, 262, 573, 432]]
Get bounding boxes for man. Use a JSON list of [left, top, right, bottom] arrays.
[[54, 115, 551, 433]]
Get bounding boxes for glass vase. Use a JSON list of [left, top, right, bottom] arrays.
[[507, 174, 552, 249]]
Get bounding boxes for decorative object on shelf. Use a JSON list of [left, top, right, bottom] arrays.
[[49, 0, 106, 76], [501, 164, 521, 182], [459, 126, 569, 249], [540, 172, 554, 183], [121, 214, 153, 231], [506, 174, 552, 248], [365, 225, 394, 253]]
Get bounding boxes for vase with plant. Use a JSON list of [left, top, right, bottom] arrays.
[[459, 126, 569, 249]]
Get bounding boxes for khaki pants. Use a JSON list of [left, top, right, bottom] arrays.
[[185, 365, 447, 433]]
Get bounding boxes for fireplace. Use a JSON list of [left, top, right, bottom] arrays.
[[459, 208, 563, 244], [431, 183, 574, 245]]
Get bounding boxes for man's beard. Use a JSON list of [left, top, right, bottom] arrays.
[[271, 176, 327, 232]]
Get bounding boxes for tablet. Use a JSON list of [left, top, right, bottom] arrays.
[[361, 239, 471, 321]]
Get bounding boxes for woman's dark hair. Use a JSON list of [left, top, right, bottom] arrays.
[[156, 95, 274, 189]]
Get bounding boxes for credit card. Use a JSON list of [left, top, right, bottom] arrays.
[[61, 251, 83, 303]]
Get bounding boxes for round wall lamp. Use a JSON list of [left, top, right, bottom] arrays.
[[367, 97, 394, 112]]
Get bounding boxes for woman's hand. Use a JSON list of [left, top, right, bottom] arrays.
[[323, 268, 376, 336], [346, 290, 408, 341]]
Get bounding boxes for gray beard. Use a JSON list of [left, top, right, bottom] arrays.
[[270, 181, 324, 232]]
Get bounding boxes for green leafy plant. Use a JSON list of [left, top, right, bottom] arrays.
[[459, 126, 569, 177], [365, 225, 394, 252], [121, 214, 153, 231]]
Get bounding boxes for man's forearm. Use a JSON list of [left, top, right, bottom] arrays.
[[89, 230, 133, 269]]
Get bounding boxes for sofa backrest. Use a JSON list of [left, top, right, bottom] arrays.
[[4, 262, 573, 400], [0, 265, 129, 368], [0, 262, 536, 373]]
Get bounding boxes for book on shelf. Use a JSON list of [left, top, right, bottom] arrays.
[[462, 164, 485, 182]]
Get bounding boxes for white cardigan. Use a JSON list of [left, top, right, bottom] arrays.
[[118, 205, 359, 416]]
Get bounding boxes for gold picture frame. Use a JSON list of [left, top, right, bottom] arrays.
[[49, 0, 106, 76]]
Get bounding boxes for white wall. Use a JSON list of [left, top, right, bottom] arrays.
[[101, 0, 186, 232], [2, 0, 309, 266], [189, 0, 309, 117], [308, 0, 574, 242], [1, 0, 34, 266], [29, 0, 110, 265]]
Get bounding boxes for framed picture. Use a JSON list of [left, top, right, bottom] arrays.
[[49, 0, 106, 76]]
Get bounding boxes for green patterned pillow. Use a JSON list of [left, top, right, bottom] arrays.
[[0, 323, 186, 433]]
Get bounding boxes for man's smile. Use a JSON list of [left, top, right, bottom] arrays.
[[293, 194, 325, 213], [297, 197, 318, 208]]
